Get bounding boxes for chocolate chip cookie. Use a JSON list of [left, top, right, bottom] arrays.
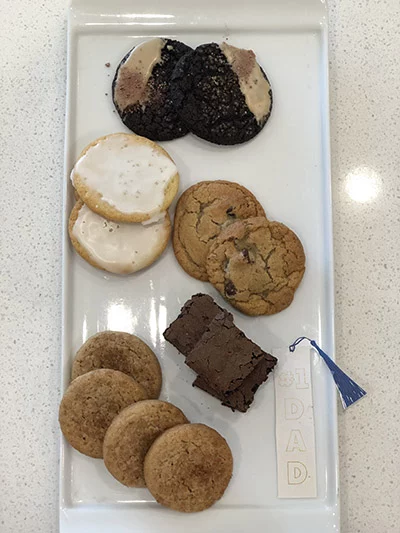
[[71, 331, 162, 399], [206, 217, 305, 316], [173, 180, 265, 281], [103, 400, 188, 487], [144, 423, 233, 512], [170, 42, 272, 145]]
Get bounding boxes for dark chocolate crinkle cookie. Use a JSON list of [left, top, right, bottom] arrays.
[[113, 38, 192, 141], [170, 42, 273, 145]]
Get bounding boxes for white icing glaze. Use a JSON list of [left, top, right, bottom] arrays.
[[72, 203, 169, 275], [70, 134, 177, 215], [220, 43, 271, 123], [114, 38, 164, 110]]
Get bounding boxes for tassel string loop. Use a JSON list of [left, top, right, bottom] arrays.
[[289, 336, 367, 409]]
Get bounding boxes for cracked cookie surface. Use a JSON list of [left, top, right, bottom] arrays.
[[173, 180, 265, 281], [144, 423, 233, 512], [206, 217, 305, 316]]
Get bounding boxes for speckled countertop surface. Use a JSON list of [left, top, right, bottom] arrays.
[[0, 0, 399, 531]]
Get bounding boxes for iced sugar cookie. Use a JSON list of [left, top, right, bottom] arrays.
[[68, 200, 171, 275], [71, 133, 179, 223]]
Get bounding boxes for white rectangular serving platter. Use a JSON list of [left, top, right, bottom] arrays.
[[61, 1, 338, 531]]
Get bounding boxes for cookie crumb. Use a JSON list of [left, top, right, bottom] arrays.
[[105, 62, 111, 67]]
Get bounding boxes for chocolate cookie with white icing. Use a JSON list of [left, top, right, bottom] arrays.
[[170, 42, 273, 145], [113, 38, 192, 141]]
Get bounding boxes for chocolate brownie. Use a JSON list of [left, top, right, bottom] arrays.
[[185, 312, 270, 394], [163, 294, 233, 356], [194, 355, 276, 413]]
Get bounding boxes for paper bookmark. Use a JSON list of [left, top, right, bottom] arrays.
[[274, 346, 317, 498]]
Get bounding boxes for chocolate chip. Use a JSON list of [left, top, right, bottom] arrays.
[[225, 280, 237, 297], [226, 207, 235, 217], [241, 248, 251, 262]]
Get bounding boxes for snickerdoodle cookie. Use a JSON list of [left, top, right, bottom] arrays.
[[59, 369, 148, 458], [71, 331, 162, 399], [144, 423, 233, 512], [103, 400, 188, 487]]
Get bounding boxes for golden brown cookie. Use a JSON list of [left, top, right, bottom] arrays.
[[71, 331, 162, 399], [144, 423, 233, 512], [68, 201, 171, 275], [59, 369, 149, 458], [71, 133, 179, 223], [206, 217, 305, 316], [173, 180, 265, 281], [103, 400, 188, 487]]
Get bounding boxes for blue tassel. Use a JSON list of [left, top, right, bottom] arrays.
[[289, 336, 367, 409]]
